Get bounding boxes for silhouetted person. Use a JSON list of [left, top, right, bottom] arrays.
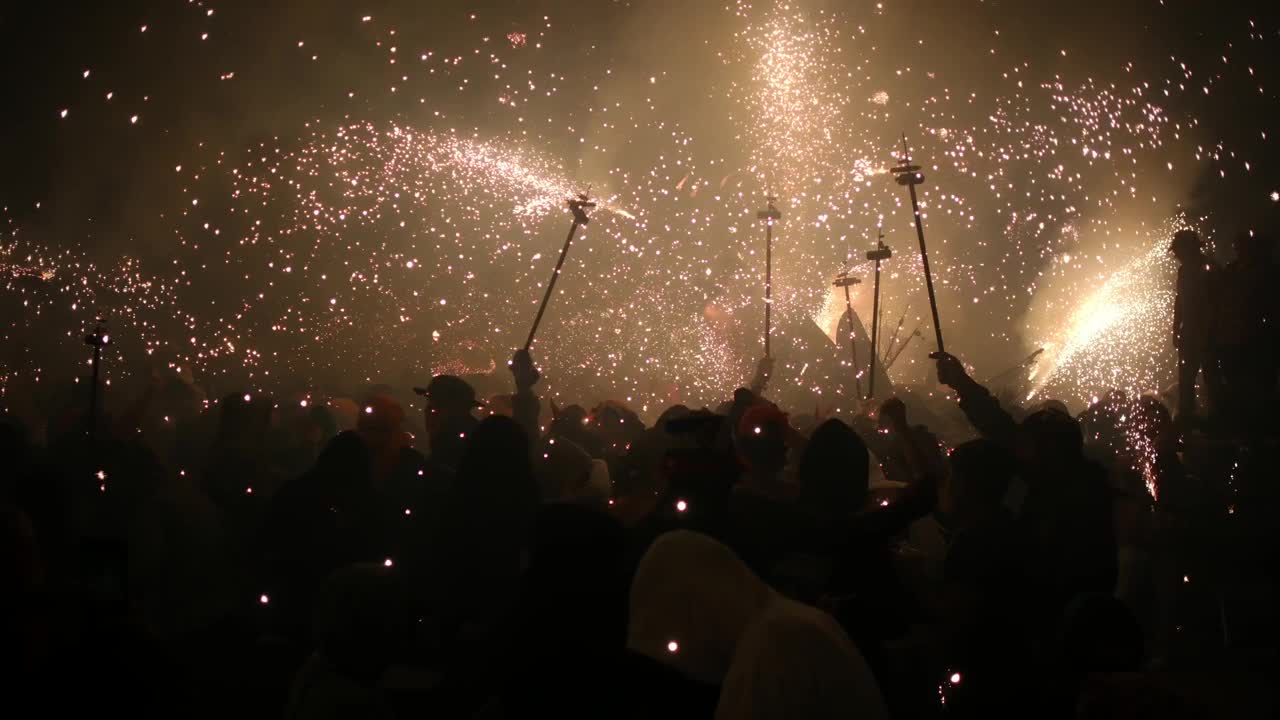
[[430, 415, 540, 630], [1170, 230, 1219, 422], [931, 440, 1030, 671], [796, 418, 870, 523], [933, 353, 1116, 606], [499, 504, 630, 718], [415, 374, 481, 473]]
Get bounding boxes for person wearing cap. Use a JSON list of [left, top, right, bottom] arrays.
[[1169, 229, 1219, 423], [415, 375, 481, 472]]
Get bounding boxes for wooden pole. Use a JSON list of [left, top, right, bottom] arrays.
[[524, 194, 595, 351], [757, 197, 782, 357], [892, 136, 945, 354]]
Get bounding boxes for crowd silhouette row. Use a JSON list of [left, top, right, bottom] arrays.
[[1, 230, 1278, 718]]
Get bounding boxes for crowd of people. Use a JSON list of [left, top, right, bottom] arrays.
[[1, 231, 1277, 718]]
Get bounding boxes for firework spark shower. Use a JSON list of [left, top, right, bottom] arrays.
[[1, 0, 1277, 416]]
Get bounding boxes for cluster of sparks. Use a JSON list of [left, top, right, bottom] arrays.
[[2, 0, 1276, 423], [1025, 221, 1185, 405]]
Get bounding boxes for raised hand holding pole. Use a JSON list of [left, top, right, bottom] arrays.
[[524, 193, 596, 352], [757, 195, 782, 357], [891, 135, 945, 354]]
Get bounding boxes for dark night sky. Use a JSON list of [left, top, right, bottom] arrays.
[[1, 1, 1278, 414], [3, 1, 1276, 226]]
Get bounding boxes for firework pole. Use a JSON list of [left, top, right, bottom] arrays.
[[891, 135, 945, 354], [757, 195, 782, 357], [833, 271, 862, 398], [524, 193, 596, 351], [865, 227, 892, 399]]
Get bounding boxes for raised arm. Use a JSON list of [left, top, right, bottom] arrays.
[[932, 351, 1018, 449]]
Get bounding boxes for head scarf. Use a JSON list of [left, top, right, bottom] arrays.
[[715, 602, 888, 720], [627, 530, 776, 685]]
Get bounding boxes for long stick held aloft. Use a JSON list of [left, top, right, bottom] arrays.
[[524, 193, 596, 351], [865, 228, 892, 400], [891, 135, 945, 354], [757, 196, 782, 357]]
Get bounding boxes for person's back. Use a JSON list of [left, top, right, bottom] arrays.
[[263, 432, 381, 635], [500, 504, 630, 718], [935, 440, 1028, 652], [1018, 411, 1117, 606], [1035, 459, 1115, 596], [428, 415, 539, 632], [715, 601, 888, 720]]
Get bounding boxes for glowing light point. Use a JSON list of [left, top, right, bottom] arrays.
[[259, 594, 270, 604], [666, 641, 679, 653]]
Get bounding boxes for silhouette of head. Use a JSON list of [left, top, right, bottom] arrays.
[[419, 375, 481, 433], [1169, 229, 1202, 263], [655, 404, 692, 429], [312, 431, 373, 497], [735, 403, 789, 476], [797, 419, 869, 515], [1019, 408, 1084, 471], [945, 439, 1016, 519], [454, 415, 540, 532]]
